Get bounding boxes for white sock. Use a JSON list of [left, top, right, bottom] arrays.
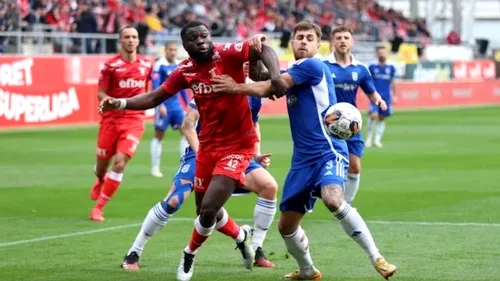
[[282, 226, 316, 276], [334, 201, 381, 264], [252, 197, 277, 250], [344, 173, 360, 204], [375, 120, 386, 142], [179, 136, 189, 157], [366, 118, 375, 141], [150, 138, 163, 169], [128, 202, 171, 256]]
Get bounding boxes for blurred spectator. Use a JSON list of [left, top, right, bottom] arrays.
[[446, 29, 461, 45], [1, 0, 432, 54]]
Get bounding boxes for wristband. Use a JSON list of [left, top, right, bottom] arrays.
[[118, 99, 127, 110]]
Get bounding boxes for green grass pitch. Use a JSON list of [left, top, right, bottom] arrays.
[[1, 106, 500, 281]]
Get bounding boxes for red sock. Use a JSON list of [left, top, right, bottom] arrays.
[[187, 217, 214, 253], [95, 174, 121, 210], [217, 216, 241, 240]]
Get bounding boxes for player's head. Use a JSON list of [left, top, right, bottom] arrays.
[[291, 21, 322, 60], [376, 45, 388, 63], [180, 21, 213, 64], [330, 26, 354, 56], [118, 25, 139, 54], [165, 41, 178, 63]]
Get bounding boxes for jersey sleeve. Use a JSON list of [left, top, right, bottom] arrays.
[[98, 62, 112, 91], [161, 68, 188, 96], [287, 58, 324, 86], [250, 97, 262, 123], [360, 67, 376, 95], [220, 41, 251, 65]]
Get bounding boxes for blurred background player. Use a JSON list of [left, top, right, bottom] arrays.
[[121, 96, 278, 271], [150, 41, 190, 178], [89, 26, 152, 222], [211, 20, 397, 281], [366, 46, 398, 148], [323, 26, 386, 205], [99, 21, 285, 281]]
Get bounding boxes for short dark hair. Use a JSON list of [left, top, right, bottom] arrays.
[[118, 25, 136, 38], [331, 25, 354, 37], [165, 41, 177, 47], [292, 20, 322, 41], [180, 21, 209, 40]]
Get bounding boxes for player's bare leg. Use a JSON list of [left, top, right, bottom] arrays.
[[90, 158, 110, 200], [123, 179, 192, 270], [279, 211, 321, 280], [151, 129, 165, 177], [374, 115, 386, 148], [177, 175, 253, 281], [244, 168, 278, 267], [90, 152, 130, 222], [321, 186, 397, 279], [365, 112, 378, 148], [344, 154, 361, 205]]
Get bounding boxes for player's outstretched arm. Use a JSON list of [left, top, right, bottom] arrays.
[[212, 73, 294, 99], [124, 87, 172, 110], [179, 105, 200, 153]]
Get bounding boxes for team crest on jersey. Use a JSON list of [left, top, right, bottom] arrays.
[[352, 72, 358, 81], [223, 43, 231, 51], [139, 67, 146, 76], [234, 42, 243, 52]]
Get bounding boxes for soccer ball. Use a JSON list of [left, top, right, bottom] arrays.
[[323, 102, 362, 140]]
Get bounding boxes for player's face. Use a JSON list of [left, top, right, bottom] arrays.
[[182, 25, 214, 64], [291, 29, 320, 60], [165, 44, 178, 62], [331, 31, 353, 55], [119, 28, 139, 54], [376, 47, 388, 62]]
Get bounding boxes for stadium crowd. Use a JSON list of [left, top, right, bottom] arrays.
[[1, 0, 431, 53]]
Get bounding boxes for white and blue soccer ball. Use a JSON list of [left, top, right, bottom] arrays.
[[323, 102, 362, 140]]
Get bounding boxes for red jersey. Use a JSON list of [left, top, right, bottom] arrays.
[[161, 41, 258, 151], [98, 54, 152, 121]]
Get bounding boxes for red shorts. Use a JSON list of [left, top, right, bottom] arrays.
[[194, 147, 254, 193], [96, 119, 144, 160]]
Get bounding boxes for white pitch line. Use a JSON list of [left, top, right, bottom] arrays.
[[1, 218, 500, 248]]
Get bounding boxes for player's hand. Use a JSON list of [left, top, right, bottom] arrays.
[[211, 75, 237, 93], [98, 97, 120, 114], [248, 34, 267, 53], [159, 104, 167, 116], [376, 98, 388, 111], [254, 153, 272, 169]]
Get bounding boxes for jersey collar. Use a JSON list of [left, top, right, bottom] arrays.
[[328, 52, 358, 66]]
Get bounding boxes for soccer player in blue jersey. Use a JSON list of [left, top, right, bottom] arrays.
[[323, 26, 387, 205], [150, 41, 190, 178], [211, 21, 396, 280], [366, 46, 397, 148], [121, 96, 278, 270]]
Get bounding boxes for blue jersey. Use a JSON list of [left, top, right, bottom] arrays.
[[368, 62, 396, 101], [152, 57, 189, 110], [323, 55, 376, 107], [285, 58, 349, 168]]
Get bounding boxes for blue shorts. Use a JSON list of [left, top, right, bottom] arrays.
[[173, 153, 261, 195], [280, 154, 349, 214], [368, 101, 393, 117], [154, 109, 185, 131], [346, 133, 364, 158]]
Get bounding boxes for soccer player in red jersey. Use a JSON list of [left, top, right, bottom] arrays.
[[100, 21, 286, 280], [89, 26, 153, 222]]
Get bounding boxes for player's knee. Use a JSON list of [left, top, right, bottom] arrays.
[[278, 217, 297, 236], [258, 179, 278, 200], [378, 115, 386, 121], [348, 160, 361, 174], [112, 155, 129, 173], [321, 186, 344, 212]]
